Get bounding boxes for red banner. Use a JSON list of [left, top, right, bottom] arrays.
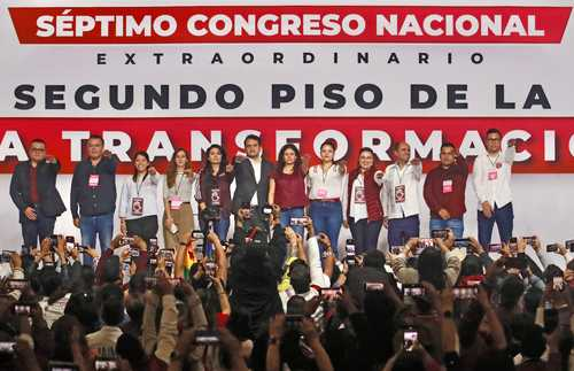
[[8, 6, 572, 44], [0, 117, 571, 174]]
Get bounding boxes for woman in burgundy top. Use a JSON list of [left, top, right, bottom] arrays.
[[195, 144, 234, 242], [268, 144, 308, 236], [345, 147, 385, 254]]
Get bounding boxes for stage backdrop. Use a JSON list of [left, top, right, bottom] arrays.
[[0, 0, 573, 253]]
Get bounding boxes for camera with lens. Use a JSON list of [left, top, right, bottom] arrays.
[[201, 206, 221, 222]]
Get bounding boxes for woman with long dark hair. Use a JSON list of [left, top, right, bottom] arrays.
[[306, 139, 348, 256], [118, 151, 160, 243], [163, 148, 195, 251], [195, 144, 234, 242], [345, 147, 384, 254], [268, 144, 308, 236]]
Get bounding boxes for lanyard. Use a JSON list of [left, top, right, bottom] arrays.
[[135, 172, 148, 197], [320, 163, 335, 184], [175, 172, 186, 196], [487, 153, 500, 168], [394, 163, 409, 185]]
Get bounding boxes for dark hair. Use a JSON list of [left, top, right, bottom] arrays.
[[440, 142, 456, 151], [392, 351, 425, 370], [418, 247, 445, 291], [102, 298, 125, 326], [202, 144, 228, 177], [357, 147, 379, 167], [87, 134, 104, 145], [52, 315, 87, 362], [276, 144, 302, 174], [486, 128, 503, 139], [499, 275, 525, 310], [289, 262, 311, 295], [320, 139, 338, 151], [64, 292, 99, 333], [520, 324, 547, 359], [116, 333, 149, 370], [124, 293, 145, 329], [39, 267, 62, 297], [132, 151, 150, 182], [364, 250, 386, 270], [244, 134, 262, 146], [166, 148, 192, 189], [29, 138, 46, 146]]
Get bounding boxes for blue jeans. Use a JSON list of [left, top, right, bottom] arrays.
[[279, 207, 305, 237], [310, 201, 343, 257], [387, 215, 420, 248], [80, 213, 114, 267], [200, 216, 231, 259], [21, 206, 56, 253], [429, 217, 464, 239], [348, 218, 383, 255], [478, 202, 514, 248]]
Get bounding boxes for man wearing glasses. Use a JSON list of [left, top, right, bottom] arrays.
[[472, 129, 517, 248], [9, 139, 66, 253]]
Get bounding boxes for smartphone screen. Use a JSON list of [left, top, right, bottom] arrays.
[[403, 330, 418, 351]]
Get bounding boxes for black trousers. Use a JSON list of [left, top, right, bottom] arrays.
[[125, 215, 159, 244]]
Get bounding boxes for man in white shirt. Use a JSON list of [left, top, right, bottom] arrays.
[[472, 128, 516, 248], [381, 142, 422, 247]]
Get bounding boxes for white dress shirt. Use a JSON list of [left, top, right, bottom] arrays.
[[248, 156, 262, 206], [381, 161, 422, 220], [119, 173, 160, 220], [472, 146, 515, 210], [306, 164, 349, 219]]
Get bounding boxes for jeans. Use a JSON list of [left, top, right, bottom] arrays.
[[200, 216, 231, 259], [348, 218, 383, 255], [430, 217, 464, 239], [279, 207, 305, 237], [80, 212, 114, 267], [478, 202, 514, 248], [387, 215, 420, 248], [21, 206, 56, 253], [310, 201, 343, 257]]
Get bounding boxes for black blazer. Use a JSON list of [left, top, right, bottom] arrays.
[[231, 157, 274, 213], [10, 160, 66, 222]]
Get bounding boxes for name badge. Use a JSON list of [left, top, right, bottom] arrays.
[[211, 188, 221, 206], [354, 186, 366, 204], [442, 179, 453, 194], [395, 185, 406, 203], [488, 170, 498, 181], [316, 188, 328, 198], [88, 174, 100, 187], [131, 197, 144, 216], [170, 196, 183, 210]]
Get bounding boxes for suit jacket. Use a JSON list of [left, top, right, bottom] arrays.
[[10, 160, 66, 222], [231, 157, 274, 213]]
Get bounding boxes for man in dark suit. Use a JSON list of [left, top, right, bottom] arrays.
[[9, 139, 66, 252], [231, 134, 274, 214]]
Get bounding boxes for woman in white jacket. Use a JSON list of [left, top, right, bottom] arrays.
[[119, 151, 160, 243]]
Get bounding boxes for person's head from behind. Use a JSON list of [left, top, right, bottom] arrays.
[[132, 151, 150, 181], [391, 350, 425, 371], [457, 254, 483, 285], [102, 255, 122, 285], [485, 128, 503, 154], [102, 298, 125, 327], [204, 144, 228, 173], [277, 144, 302, 172], [124, 293, 145, 327], [320, 139, 337, 164], [39, 267, 62, 297], [364, 250, 386, 270], [417, 247, 445, 291], [52, 315, 87, 362], [244, 134, 261, 158], [393, 142, 411, 164], [65, 292, 98, 332], [358, 147, 377, 172], [115, 333, 148, 371], [289, 261, 311, 295], [86, 134, 104, 160], [28, 139, 46, 164], [499, 275, 525, 311], [519, 324, 546, 360], [440, 142, 457, 168]]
